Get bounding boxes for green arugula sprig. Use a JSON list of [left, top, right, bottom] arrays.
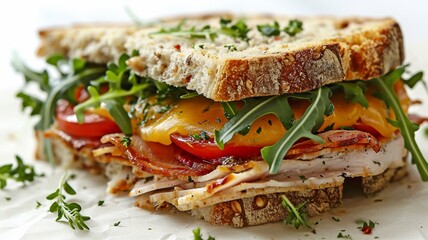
[[334, 81, 369, 108], [0, 155, 44, 189], [216, 87, 333, 174], [373, 66, 428, 181], [46, 172, 90, 230], [281, 195, 310, 229], [262, 87, 333, 174], [215, 95, 295, 149], [13, 54, 106, 165], [192, 227, 215, 240]]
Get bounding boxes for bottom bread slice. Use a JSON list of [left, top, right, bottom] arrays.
[[190, 165, 406, 227]]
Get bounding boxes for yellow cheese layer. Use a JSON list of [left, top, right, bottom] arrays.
[[136, 82, 410, 146]]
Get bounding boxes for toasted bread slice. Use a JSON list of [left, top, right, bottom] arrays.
[[37, 14, 403, 101]]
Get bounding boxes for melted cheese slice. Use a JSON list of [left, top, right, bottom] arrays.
[[135, 82, 410, 146]]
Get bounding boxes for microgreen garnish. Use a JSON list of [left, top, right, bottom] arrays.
[[281, 195, 310, 229], [356, 219, 377, 235], [257, 21, 281, 37], [113, 221, 121, 226], [46, 172, 90, 230], [0, 155, 43, 189], [36, 201, 42, 209], [192, 227, 216, 240], [151, 18, 251, 41], [373, 66, 428, 181], [150, 19, 217, 41], [284, 19, 304, 37], [97, 200, 105, 206]]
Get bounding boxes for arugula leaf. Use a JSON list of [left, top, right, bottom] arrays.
[[373, 68, 428, 181], [221, 102, 239, 120], [46, 172, 90, 230], [0, 155, 44, 189], [215, 95, 294, 149], [16, 91, 43, 116], [12, 54, 51, 92], [257, 21, 281, 37], [284, 19, 303, 37], [104, 100, 133, 135], [281, 195, 310, 229], [335, 81, 369, 108], [261, 87, 333, 174], [403, 71, 423, 88], [42, 67, 106, 165], [46, 54, 66, 76]]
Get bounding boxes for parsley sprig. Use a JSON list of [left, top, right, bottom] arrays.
[[0, 155, 44, 189], [373, 66, 428, 181], [46, 172, 90, 230], [281, 195, 310, 229]]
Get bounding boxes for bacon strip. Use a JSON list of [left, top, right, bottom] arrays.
[[103, 134, 213, 176], [286, 130, 381, 158]]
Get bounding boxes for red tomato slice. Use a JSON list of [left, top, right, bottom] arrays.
[[170, 133, 262, 160], [55, 99, 121, 138]]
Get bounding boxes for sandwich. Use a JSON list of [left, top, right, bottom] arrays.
[[14, 13, 428, 228]]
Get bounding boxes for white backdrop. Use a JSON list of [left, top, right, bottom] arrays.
[[1, 1, 428, 240]]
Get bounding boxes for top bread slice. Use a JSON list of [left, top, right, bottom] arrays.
[[37, 14, 404, 101]]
